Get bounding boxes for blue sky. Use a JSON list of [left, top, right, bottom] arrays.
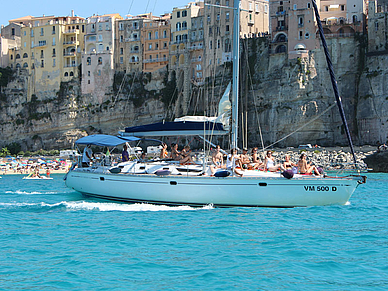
[[1, 0, 192, 27]]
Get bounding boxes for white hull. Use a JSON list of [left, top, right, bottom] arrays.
[[65, 169, 363, 207]]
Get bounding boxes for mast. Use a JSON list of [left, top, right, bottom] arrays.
[[311, 0, 358, 167], [231, 0, 240, 149]]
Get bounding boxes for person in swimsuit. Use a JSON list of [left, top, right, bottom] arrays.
[[264, 151, 283, 172], [210, 145, 226, 175], [180, 145, 192, 163], [251, 147, 264, 170], [170, 143, 182, 161], [283, 154, 297, 170], [227, 148, 243, 177], [159, 143, 168, 159], [298, 153, 320, 175]]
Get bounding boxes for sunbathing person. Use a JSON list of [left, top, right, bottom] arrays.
[[298, 153, 320, 175], [264, 151, 283, 172], [283, 154, 297, 170], [159, 143, 168, 159], [210, 145, 226, 175], [226, 148, 243, 177], [240, 148, 251, 169], [170, 143, 181, 161], [251, 147, 265, 170], [180, 145, 192, 164]]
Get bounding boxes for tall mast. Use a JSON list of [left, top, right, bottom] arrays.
[[231, 0, 240, 149]]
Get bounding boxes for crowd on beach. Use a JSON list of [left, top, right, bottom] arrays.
[[0, 156, 70, 176]]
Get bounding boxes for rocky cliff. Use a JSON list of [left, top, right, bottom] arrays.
[[0, 35, 387, 152]]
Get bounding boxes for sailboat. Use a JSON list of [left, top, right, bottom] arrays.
[[64, 0, 366, 207]]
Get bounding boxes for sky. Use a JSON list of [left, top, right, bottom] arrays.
[[0, 0, 193, 27]]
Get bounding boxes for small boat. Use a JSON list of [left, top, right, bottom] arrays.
[[23, 174, 53, 180]]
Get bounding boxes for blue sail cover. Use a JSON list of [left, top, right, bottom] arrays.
[[123, 121, 228, 137], [75, 134, 140, 147]]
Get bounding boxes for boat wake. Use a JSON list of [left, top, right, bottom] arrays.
[[0, 201, 214, 212], [5, 190, 58, 195]]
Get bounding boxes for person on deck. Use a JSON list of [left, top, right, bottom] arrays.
[[159, 143, 168, 159], [82, 144, 94, 167], [240, 148, 251, 169], [227, 148, 243, 177], [122, 144, 130, 162], [264, 151, 283, 172], [171, 143, 182, 161], [283, 154, 297, 171], [180, 145, 192, 164], [251, 147, 264, 170], [298, 153, 320, 175], [210, 145, 225, 175]]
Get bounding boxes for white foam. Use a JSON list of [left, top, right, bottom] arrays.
[[5, 190, 57, 195], [63, 201, 213, 212], [345, 201, 351, 206]]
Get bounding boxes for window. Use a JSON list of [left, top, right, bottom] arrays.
[[70, 71, 74, 77], [226, 25, 230, 32], [182, 10, 187, 17], [226, 12, 230, 21], [149, 32, 152, 39], [120, 48, 123, 55], [217, 14, 220, 21], [119, 23, 124, 30], [307, 3, 311, 8], [88, 71, 90, 77], [88, 80, 90, 84], [299, 31, 303, 40], [375, 21, 379, 31], [325, 6, 328, 11], [105, 23, 109, 30], [52, 26, 55, 34], [87, 57, 91, 65], [64, 72, 68, 77], [24, 42, 26, 47], [12, 28, 15, 36], [31, 30, 34, 37], [53, 59, 56, 67], [99, 35, 103, 42], [182, 21, 187, 30], [53, 37, 56, 46], [98, 57, 102, 65], [209, 40, 212, 49], [40, 50, 44, 58], [177, 11, 180, 18], [98, 24, 102, 31], [155, 43, 159, 49], [41, 60, 44, 67], [293, 4, 297, 10], [149, 44, 152, 50], [120, 57, 123, 64], [23, 62, 28, 68], [120, 35, 123, 42], [163, 30, 167, 38], [52, 49, 56, 57], [155, 31, 158, 39], [23, 53, 28, 58], [305, 33, 310, 39], [217, 39, 220, 49], [176, 22, 181, 31], [40, 27, 44, 36], [341, 5, 345, 11]]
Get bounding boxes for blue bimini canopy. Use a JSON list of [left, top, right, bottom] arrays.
[[122, 121, 228, 137], [75, 134, 140, 147]]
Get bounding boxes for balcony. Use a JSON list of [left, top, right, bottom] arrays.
[[33, 41, 47, 48], [276, 11, 286, 16], [64, 29, 78, 34], [276, 26, 288, 31], [64, 52, 77, 57], [63, 41, 77, 46], [143, 57, 168, 63], [64, 64, 77, 68]]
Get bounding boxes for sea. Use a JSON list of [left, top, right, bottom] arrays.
[[0, 173, 387, 290]]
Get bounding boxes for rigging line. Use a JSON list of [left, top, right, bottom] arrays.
[[312, 0, 358, 167], [112, 73, 127, 106], [127, 0, 135, 15], [243, 38, 265, 152], [144, 0, 151, 13], [264, 102, 337, 150], [119, 72, 139, 129]]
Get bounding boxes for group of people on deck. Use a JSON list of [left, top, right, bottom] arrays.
[[211, 146, 320, 176]]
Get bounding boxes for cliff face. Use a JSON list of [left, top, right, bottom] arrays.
[[0, 36, 387, 151]]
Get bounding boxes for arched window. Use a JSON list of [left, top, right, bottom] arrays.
[[182, 21, 187, 30], [16, 54, 21, 59], [176, 22, 181, 31], [70, 71, 74, 76], [23, 62, 28, 68], [98, 57, 102, 65], [87, 57, 91, 65], [11, 55, 13, 60], [275, 45, 287, 53], [352, 15, 358, 23], [16, 63, 21, 69], [64, 72, 69, 77], [23, 53, 28, 58]]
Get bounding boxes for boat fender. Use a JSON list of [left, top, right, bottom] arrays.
[[292, 166, 298, 174], [109, 167, 122, 174], [155, 169, 171, 176], [282, 170, 294, 179], [214, 170, 230, 177]]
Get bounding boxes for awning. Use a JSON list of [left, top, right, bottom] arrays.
[[122, 121, 228, 137], [75, 134, 140, 147]]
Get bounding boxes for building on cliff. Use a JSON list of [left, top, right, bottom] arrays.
[[141, 13, 171, 73], [81, 13, 122, 102], [368, 0, 388, 53], [115, 15, 145, 73], [6, 12, 86, 99], [1, 23, 21, 68], [269, 0, 365, 59]]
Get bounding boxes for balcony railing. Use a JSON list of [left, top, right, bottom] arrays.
[[64, 64, 77, 68], [143, 57, 168, 63], [63, 41, 77, 45], [64, 29, 78, 34], [64, 52, 77, 57]]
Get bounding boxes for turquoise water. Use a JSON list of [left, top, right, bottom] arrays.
[[0, 174, 387, 290]]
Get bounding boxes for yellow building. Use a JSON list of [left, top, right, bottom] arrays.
[[8, 13, 85, 98], [141, 14, 171, 73]]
